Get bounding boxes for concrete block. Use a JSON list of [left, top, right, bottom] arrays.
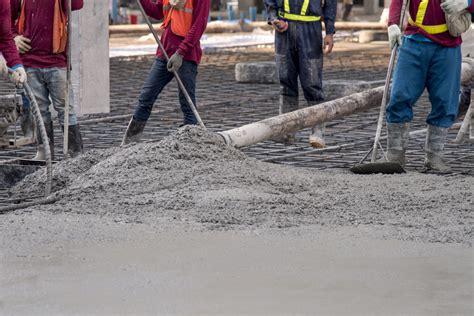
[[72, 2, 110, 115], [235, 62, 278, 84]]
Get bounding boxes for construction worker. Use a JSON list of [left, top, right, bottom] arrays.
[[459, 26, 474, 117], [342, 0, 353, 21], [0, 0, 26, 85], [10, 0, 84, 160], [122, 0, 211, 145], [264, 0, 337, 148], [386, 0, 474, 172]]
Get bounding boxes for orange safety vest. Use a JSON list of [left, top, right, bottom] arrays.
[[161, 0, 193, 37], [18, 0, 68, 53]]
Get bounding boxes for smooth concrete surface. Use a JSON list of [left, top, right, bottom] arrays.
[[1, 223, 473, 315]]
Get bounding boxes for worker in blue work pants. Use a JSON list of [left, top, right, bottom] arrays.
[[265, 0, 337, 148], [385, 0, 471, 173]]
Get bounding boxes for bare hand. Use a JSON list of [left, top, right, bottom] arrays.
[[272, 20, 288, 33], [14, 35, 32, 54], [323, 34, 334, 54]]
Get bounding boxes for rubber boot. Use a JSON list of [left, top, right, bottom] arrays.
[[66, 125, 84, 158], [33, 121, 54, 161], [272, 95, 299, 145], [122, 117, 146, 146], [307, 101, 326, 148], [424, 124, 451, 173], [384, 122, 410, 167], [342, 4, 353, 21]]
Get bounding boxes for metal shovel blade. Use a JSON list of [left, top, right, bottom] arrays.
[[350, 162, 406, 175]]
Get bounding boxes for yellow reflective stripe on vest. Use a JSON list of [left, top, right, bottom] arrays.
[[408, 16, 448, 34], [281, 0, 321, 22], [408, 0, 448, 34], [278, 11, 321, 21]]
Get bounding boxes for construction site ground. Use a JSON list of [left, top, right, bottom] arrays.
[[1, 40, 473, 315]]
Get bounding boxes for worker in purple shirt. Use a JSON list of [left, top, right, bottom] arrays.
[[10, 0, 84, 160], [122, 0, 211, 145], [0, 0, 26, 84]]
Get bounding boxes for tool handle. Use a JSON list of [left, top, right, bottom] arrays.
[[63, 0, 72, 158], [136, 0, 206, 129], [370, 0, 410, 163]]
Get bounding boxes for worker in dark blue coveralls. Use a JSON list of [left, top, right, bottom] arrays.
[[264, 0, 337, 148]]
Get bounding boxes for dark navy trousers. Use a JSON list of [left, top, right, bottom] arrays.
[[133, 58, 198, 125], [275, 21, 324, 103]]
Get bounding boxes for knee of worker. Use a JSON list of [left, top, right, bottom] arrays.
[[300, 58, 323, 89], [386, 98, 414, 124]]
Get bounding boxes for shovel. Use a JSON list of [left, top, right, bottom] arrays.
[[350, 0, 409, 175]]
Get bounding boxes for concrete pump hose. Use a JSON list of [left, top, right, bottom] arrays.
[[23, 83, 53, 196]]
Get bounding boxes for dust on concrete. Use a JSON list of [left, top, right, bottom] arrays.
[[7, 126, 474, 244]]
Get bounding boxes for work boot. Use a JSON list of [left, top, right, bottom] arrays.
[[122, 117, 146, 146], [66, 124, 84, 158], [342, 4, 353, 21], [33, 121, 54, 161], [272, 95, 299, 145], [384, 122, 410, 167], [307, 101, 326, 148], [424, 124, 451, 173]]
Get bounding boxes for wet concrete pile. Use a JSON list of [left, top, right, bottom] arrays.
[[9, 126, 474, 244]]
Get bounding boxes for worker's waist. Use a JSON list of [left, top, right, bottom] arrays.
[[278, 11, 321, 22]]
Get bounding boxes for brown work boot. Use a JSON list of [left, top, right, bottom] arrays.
[[423, 124, 451, 173]]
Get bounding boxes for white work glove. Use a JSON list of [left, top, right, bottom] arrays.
[[441, 0, 469, 14], [388, 24, 402, 48], [0, 55, 7, 77], [14, 35, 32, 54], [167, 53, 183, 73], [11, 67, 27, 85], [170, 0, 186, 10]]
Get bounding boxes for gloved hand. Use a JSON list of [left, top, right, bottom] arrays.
[[388, 24, 402, 48], [14, 35, 32, 54], [11, 66, 27, 85], [0, 55, 7, 77], [441, 0, 469, 14], [167, 53, 183, 73], [170, 0, 186, 10]]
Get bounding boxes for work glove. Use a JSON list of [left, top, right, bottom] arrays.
[[170, 0, 186, 10], [0, 55, 7, 77], [14, 35, 32, 54], [441, 0, 469, 14], [167, 53, 183, 73], [11, 66, 27, 85], [388, 24, 402, 49]]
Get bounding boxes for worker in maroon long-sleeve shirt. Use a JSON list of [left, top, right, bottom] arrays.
[[10, 0, 84, 160], [122, 0, 211, 145], [0, 0, 26, 84]]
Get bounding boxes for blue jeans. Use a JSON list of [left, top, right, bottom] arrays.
[[26, 67, 77, 126], [386, 38, 461, 128], [133, 59, 198, 125], [275, 21, 324, 102]]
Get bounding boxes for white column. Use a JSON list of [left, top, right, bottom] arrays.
[[72, 2, 110, 115]]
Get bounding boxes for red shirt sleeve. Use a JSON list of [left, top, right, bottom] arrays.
[[177, 0, 210, 56], [388, 0, 402, 27], [0, 0, 22, 67], [140, 0, 164, 21]]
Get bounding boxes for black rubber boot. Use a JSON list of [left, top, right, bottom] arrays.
[[424, 124, 451, 173], [67, 124, 84, 158], [342, 4, 353, 21], [385, 122, 410, 167], [272, 95, 299, 145], [122, 117, 146, 146], [34, 121, 54, 161]]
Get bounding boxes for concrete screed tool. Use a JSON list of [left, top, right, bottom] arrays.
[[136, 0, 206, 129], [349, 0, 409, 175]]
